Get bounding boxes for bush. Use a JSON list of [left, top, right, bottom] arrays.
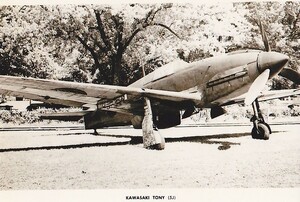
[[0, 110, 40, 124], [0, 107, 83, 125]]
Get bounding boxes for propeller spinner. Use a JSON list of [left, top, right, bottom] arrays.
[[257, 51, 289, 77]]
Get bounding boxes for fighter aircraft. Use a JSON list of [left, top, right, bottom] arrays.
[[0, 20, 299, 150]]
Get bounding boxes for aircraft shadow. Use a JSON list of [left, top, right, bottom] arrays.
[[91, 130, 280, 150], [0, 141, 129, 153], [98, 132, 251, 150], [0, 130, 281, 153]]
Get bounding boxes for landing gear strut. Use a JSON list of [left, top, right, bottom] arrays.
[[251, 99, 271, 140], [142, 97, 165, 150]]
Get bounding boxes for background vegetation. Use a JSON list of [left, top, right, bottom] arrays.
[[1, 103, 299, 125], [0, 2, 299, 88]]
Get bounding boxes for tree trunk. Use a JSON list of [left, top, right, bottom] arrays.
[[112, 48, 124, 85]]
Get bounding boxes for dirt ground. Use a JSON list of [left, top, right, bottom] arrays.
[[0, 123, 299, 189]]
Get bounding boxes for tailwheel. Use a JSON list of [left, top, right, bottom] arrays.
[[93, 129, 99, 135], [251, 99, 272, 140], [251, 122, 270, 140]]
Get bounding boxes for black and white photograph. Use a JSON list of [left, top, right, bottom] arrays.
[[0, 0, 299, 201]]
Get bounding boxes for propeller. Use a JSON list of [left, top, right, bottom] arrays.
[[278, 68, 300, 85], [257, 18, 300, 84], [244, 18, 299, 105], [245, 69, 270, 105], [244, 19, 272, 105], [256, 19, 271, 52]]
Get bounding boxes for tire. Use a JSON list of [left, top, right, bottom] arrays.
[[251, 123, 270, 140], [147, 142, 165, 150]]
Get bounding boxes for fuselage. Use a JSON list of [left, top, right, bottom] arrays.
[[85, 49, 288, 129], [130, 49, 288, 108]]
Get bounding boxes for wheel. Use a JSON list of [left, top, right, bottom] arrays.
[[147, 142, 165, 150], [251, 123, 270, 140], [147, 130, 165, 150]]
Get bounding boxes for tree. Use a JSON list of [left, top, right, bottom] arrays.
[[0, 3, 298, 89], [0, 5, 61, 79], [45, 4, 179, 85]]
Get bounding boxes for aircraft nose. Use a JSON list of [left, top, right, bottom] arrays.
[[257, 52, 289, 77]]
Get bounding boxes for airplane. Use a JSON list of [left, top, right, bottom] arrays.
[[0, 20, 299, 150]]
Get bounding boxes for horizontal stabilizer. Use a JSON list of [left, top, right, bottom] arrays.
[[218, 88, 300, 106]]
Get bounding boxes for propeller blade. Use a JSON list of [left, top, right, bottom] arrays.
[[245, 69, 270, 105], [279, 68, 300, 85], [257, 19, 271, 52]]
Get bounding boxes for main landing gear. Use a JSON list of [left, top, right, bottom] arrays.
[[142, 97, 165, 150], [251, 99, 271, 140]]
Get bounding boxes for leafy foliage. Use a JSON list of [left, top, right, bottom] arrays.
[[0, 2, 299, 88], [0, 109, 40, 124]]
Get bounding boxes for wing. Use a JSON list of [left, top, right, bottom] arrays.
[[0, 75, 127, 107], [219, 89, 300, 106], [0, 75, 203, 109], [1, 75, 297, 112]]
